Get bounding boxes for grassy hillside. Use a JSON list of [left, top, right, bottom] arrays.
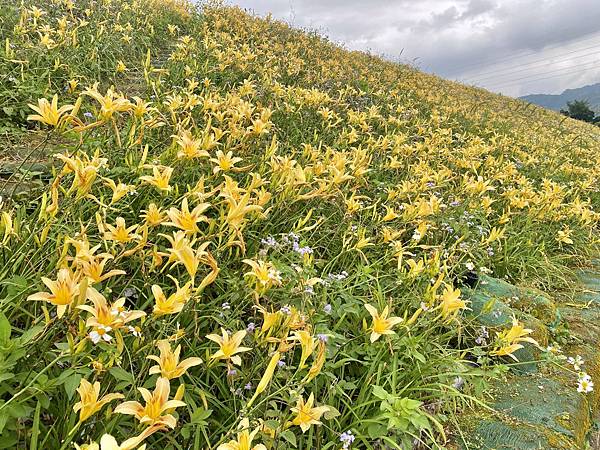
[[1, 0, 600, 448]]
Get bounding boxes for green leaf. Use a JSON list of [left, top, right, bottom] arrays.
[[409, 414, 430, 430], [279, 430, 297, 447], [0, 312, 11, 346], [63, 373, 82, 400], [190, 408, 212, 425], [367, 422, 387, 439], [19, 325, 44, 345], [30, 400, 41, 450], [372, 385, 389, 400], [109, 367, 134, 386], [0, 410, 8, 435], [0, 433, 17, 449], [324, 405, 340, 420]]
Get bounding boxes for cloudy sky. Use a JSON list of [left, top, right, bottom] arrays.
[[227, 0, 600, 97]]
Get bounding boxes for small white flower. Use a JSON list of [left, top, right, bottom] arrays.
[[268, 268, 282, 284], [568, 355, 584, 371], [465, 261, 475, 271], [89, 325, 113, 344], [128, 326, 142, 338], [578, 378, 594, 393]]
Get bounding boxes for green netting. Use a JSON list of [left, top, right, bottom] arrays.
[[577, 270, 600, 294], [464, 420, 572, 449], [476, 276, 558, 323], [492, 377, 581, 436], [461, 272, 600, 449]]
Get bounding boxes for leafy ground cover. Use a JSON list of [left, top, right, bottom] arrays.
[[1, 0, 600, 448]]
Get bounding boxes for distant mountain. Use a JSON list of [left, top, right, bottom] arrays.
[[519, 82, 600, 113]]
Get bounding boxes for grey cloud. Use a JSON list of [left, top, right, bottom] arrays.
[[228, 0, 600, 96]]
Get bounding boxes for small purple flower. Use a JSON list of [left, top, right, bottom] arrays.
[[340, 431, 355, 448], [83, 112, 93, 118], [280, 305, 291, 315], [244, 382, 253, 390], [227, 368, 237, 376], [317, 333, 328, 343], [296, 246, 313, 256], [323, 304, 332, 314], [277, 360, 286, 368], [246, 322, 256, 333], [261, 236, 277, 248]]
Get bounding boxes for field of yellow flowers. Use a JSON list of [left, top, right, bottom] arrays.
[[1, 0, 600, 448]]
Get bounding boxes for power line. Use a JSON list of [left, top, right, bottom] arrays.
[[470, 56, 600, 88], [480, 62, 600, 90], [446, 28, 600, 76], [462, 44, 600, 83]]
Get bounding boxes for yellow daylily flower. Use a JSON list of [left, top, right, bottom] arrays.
[[80, 254, 126, 284], [490, 317, 539, 361], [91, 425, 163, 450], [83, 83, 132, 121], [206, 328, 252, 366], [27, 268, 80, 318], [256, 305, 281, 336], [114, 377, 185, 429], [104, 217, 140, 243], [141, 203, 166, 227], [27, 94, 74, 127], [174, 129, 210, 159], [364, 304, 403, 343], [151, 279, 193, 316], [140, 165, 173, 192], [211, 150, 243, 174], [243, 259, 281, 293], [224, 193, 263, 230], [290, 393, 330, 433], [55, 151, 107, 199], [147, 339, 202, 379], [163, 232, 214, 280], [1, 211, 14, 244], [103, 178, 132, 204], [165, 197, 210, 234], [556, 227, 574, 245], [116, 60, 127, 73], [217, 418, 267, 450], [439, 285, 466, 322], [78, 287, 146, 331], [73, 378, 124, 423]]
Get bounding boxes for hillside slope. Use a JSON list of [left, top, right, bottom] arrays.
[[1, 1, 600, 449]]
